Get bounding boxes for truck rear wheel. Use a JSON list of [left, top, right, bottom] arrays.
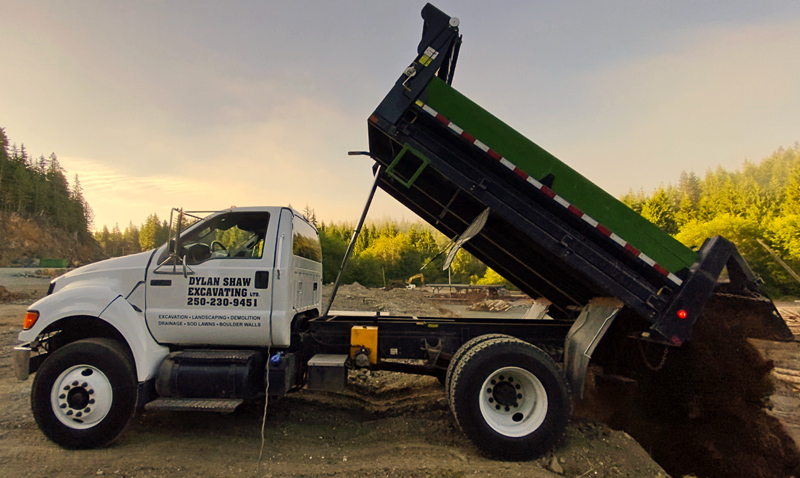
[[445, 333, 509, 398], [449, 337, 571, 460], [32, 338, 138, 449]]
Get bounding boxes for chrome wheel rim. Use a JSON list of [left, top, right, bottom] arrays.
[[479, 366, 548, 437], [51, 365, 113, 429]]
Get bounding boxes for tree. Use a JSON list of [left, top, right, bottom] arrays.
[[302, 204, 317, 227], [139, 213, 162, 251], [782, 163, 800, 216], [95, 225, 111, 253], [678, 171, 701, 207], [0, 128, 8, 162], [71, 174, 93, 232], [765, 215, 800, 262], [475, 267, 516, 290], [449, 248, 486, 284], [620, 189, 647, 214], [0, 128, 8, 198], [640, 187, 678, 234], [123, 222, 141, 255]]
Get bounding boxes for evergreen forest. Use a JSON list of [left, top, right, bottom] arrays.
[[0, 128, 93, 238], [622, 143, 800, 297]]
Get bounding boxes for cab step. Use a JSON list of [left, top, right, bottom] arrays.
[[144, 398, 243, 413], [306, 354, 349, 392]]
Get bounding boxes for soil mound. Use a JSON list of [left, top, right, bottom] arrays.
[[0, 284, 29, 303], [583, 294, 800, 478]]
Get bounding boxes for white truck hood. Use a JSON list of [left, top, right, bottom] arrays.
[[49, 250, 157, 298]]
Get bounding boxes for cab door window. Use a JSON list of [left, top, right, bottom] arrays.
[[179, 212, 269, 265]]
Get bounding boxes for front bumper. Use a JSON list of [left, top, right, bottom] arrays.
[[13, 345, 32, 380]]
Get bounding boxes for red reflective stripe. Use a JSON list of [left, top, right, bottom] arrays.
[[487, 149, 502, 161], [369, 115, 379, 124], [596, 224, 611, 236], [654, 264, 669, 276], [435, 114, 450, 126], [461, 131, 475, 143], [567, 205, 583, 217], [540, 186, 556, 198], [513, 167, 529, 179], [624, 243, 640, 256]]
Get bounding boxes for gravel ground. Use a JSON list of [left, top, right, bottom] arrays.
[[0, 278, 670, 478]]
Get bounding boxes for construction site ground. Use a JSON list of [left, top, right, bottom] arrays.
[[0, 268, 798, 477]]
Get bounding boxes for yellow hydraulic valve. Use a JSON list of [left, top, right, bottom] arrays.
[[350, 326, 378, 366]]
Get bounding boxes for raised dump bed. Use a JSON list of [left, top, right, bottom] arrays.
[[366, 3, 790, 347]]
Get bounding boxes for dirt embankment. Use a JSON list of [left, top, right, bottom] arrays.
[[0, 212, 101, 267]]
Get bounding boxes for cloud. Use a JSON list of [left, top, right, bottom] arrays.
[[58, 92, 393, 229], [557, 20, 800, 194], [59, 156, 225, 227]]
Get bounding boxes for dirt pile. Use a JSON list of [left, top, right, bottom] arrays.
[[584, 294, 800, 478], [0, 284, 28, 303]]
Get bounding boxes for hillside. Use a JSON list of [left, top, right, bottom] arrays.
[[0, 211, 102, 267]]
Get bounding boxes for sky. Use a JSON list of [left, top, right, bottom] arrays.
[[2, 1, 800, 231]]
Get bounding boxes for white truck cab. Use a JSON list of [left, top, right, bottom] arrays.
[[14, 206, 321, 448]]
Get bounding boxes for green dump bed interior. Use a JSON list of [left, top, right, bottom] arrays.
[[423, 78, 697, 274]]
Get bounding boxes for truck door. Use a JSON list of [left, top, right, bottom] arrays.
[[145, 210, 276, 346]]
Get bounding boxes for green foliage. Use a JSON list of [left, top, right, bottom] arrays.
[[765, 215, 800, 262], [640, 187, 678, 235], [216, 227, 250, 251], [138, 213, 168, 251], [630, 143, 800, 296], [449, 248, 487, 284], [0, 128, 93, 241], [317, 219, 498, 288], [475, 268, 516, 289], [675, 214, 763, 259], [620, 189, 647, 214]]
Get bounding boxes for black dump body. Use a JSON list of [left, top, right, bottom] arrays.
[[365, 4, 792, 346]]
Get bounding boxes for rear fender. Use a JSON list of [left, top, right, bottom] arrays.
[[564, 298, 624, 399]]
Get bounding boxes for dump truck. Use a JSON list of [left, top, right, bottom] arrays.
[[13, 3, 794, 464]]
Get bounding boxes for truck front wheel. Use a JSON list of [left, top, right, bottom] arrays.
[[32, 338, 138, 449], [449, 337, 571, 460]]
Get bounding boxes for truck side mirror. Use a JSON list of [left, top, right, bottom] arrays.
[[166, 208, 186, 260]]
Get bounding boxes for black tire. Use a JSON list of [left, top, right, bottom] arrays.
[[32, 338, 138, 449], [445, 333, 509, 398], [449, 337, 571, 460]]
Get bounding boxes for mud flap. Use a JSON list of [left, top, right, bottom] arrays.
[[564, 298, 624, 399]]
